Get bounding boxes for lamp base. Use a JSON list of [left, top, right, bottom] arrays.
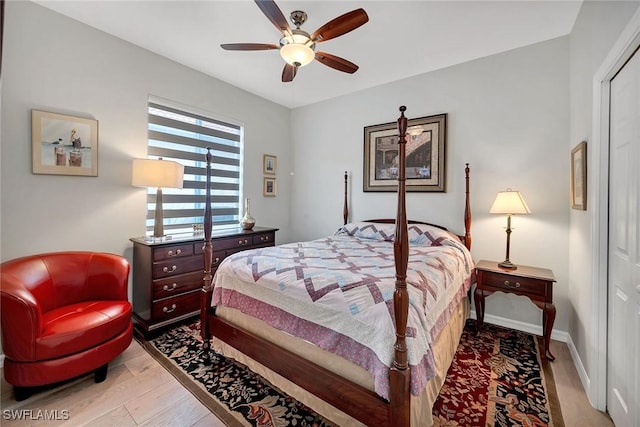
[[498, 259, 517, 270]]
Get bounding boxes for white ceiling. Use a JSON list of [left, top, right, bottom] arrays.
[[34, 0, 583, 108]]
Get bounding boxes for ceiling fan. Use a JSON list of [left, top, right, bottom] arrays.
[[221, 0, 369, 82]]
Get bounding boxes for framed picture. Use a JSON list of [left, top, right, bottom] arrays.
[[571, 140, 587, 210], [263, 177, 276, 197], [32, 110, 98, 176], [363, 113, 446, 192], [263, 154, 277, 175]]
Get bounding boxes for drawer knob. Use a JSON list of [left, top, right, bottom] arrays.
[[163, 265, 177, 273], [261, 235, 269, 241], [163, 283, 177, 291], [239, 239, 248, 246], [504, 280, 521, 288], [167, 249, 182, 257], [214, 257, 220, 264], [162, 304, 177, 313]]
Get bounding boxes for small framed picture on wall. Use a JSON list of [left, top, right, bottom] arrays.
[[263, 154, 277, 175], [263, 177, 276, 197], [571, 141, 587, 210]]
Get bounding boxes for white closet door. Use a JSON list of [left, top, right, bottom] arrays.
[[607, 46, 639, 427]]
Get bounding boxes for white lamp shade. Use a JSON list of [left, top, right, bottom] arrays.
[[131, 158, 184, 189], [489, 189, 531, 215]]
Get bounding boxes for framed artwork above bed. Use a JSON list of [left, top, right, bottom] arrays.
[[363, 113, 446, 192]]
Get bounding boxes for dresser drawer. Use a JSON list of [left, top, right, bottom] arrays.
[[152, 256, 203, 278], [194, 233, 275, 253], [152, 291, 200, 322], [481, 271, 548, 298], [152, 270, 204, 300], [153, 243, 194, 261], [253, 232, 275, 246], [214, 235, 252, 251]]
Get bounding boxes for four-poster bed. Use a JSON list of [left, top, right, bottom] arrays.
[[200, 106, 472, 426]]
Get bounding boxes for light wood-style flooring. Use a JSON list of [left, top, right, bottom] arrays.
[[1, 338, 613, 426]]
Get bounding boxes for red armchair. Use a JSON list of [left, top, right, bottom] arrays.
[[1, 252, 132, 400]]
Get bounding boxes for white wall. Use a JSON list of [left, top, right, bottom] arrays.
[[290, 37, 572, 333], [1, 1, 292, 268], [568, 0, 640, 394]]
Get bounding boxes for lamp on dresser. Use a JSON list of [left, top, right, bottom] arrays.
[[132, 158, 184, 238], [489, 188, 530, 270]]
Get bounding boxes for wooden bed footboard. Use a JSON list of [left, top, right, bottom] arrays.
[[200, 107, 472, 427]]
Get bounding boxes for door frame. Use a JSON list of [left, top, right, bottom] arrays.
[[590, 8, 640, 410]]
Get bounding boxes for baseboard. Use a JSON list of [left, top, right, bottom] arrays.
[[470, 310, 568, 343], [565, 333, 592, 404]]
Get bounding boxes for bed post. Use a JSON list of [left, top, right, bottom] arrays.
[[343, 171, 349, 225], [389, 106, 410, 426], [200, 148, 214, 350], [464, 163, 472, 250]]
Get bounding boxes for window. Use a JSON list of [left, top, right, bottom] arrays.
[[146, 97, 243, 235]]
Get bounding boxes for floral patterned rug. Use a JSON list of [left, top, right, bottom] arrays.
[[137, 321, 332, 427], [432, 319, 564, 426], [137, 319, 563, 426]]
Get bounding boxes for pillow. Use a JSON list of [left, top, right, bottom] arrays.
[[407, 224, 460, 246], [336, 222, 460, 246], [336, 222, 395, 241]]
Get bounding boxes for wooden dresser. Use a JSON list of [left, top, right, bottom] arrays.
[[130, 226, 278, 334]]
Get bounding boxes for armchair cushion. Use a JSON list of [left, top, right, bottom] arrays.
[[38, 300, 131, 360]]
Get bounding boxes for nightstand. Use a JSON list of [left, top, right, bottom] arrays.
[[474, 259, 557, 360]]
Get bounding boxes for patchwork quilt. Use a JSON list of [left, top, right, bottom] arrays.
[[211, 222, 474, 400]]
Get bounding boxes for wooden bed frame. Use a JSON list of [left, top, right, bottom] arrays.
[[200, 106, 472, 427]]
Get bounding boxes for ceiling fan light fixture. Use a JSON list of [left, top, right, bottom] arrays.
[[280, 42, 314, 67], [222, 2, 368, 81]]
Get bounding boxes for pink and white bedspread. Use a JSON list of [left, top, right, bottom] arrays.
[[211, 222, 474, 400]]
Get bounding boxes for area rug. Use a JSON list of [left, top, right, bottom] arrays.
[[136, 319, 563, 426], [432, 319, 564, 427]]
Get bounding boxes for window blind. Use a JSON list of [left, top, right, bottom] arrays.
[[146, 99, 242, 234]]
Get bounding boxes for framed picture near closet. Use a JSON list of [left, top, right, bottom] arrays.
[[571, 140, 587, 210]]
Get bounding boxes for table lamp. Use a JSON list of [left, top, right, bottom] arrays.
[[489, 188, 530, 270], [132, 158, 184, 238]]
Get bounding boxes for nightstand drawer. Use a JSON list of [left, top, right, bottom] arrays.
[[481, 271, 548, 297]]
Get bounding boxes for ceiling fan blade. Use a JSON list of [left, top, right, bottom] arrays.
[[282, 64, 297, 82], [221, 43, 279, 51], [311, 8, 369, 43], [255, 0, 291, 35], [315, 52, 359, 74]]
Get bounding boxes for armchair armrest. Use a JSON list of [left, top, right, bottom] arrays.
[[0, 279, 43, 361]]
